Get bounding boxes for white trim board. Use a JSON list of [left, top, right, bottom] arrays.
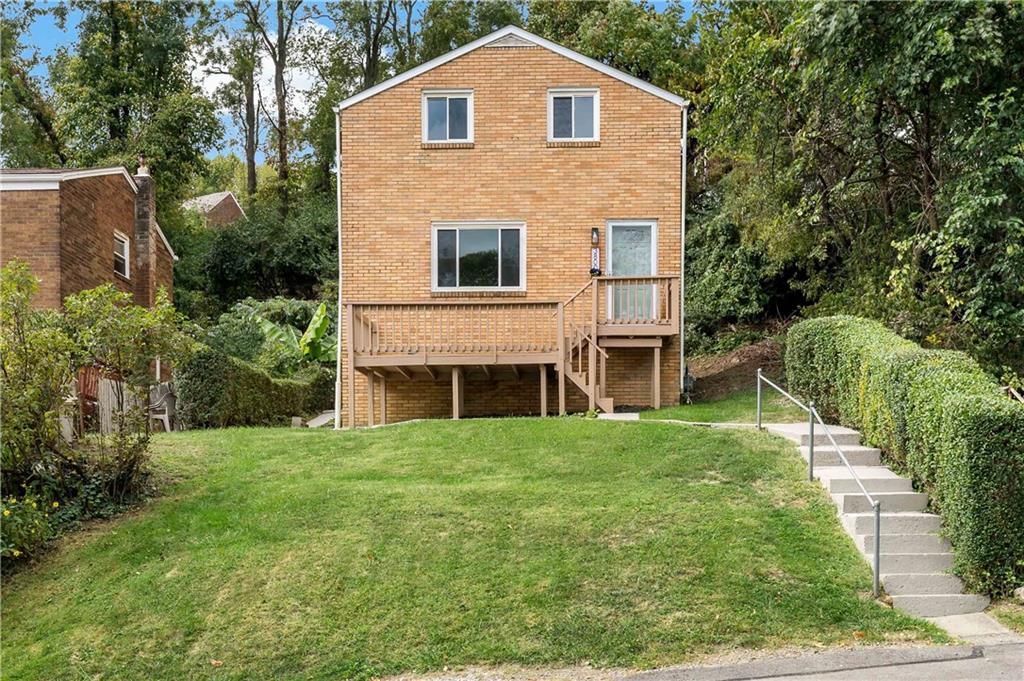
[[335, 26, 688, 112], [153, 221, 179, 262], [0, 166, 138, 193]]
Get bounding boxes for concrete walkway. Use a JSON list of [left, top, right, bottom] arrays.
[[625, 643, 1024, 681]]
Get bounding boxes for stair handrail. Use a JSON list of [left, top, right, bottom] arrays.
[[756, 368, 882, 597]]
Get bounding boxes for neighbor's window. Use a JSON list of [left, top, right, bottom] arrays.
[[422, 90, 473, 143], [114, 232, 130, 278], [433, 223, 525, 291], [548, 88, 599, 141]]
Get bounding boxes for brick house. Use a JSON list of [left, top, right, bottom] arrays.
[[181, 190, 245, 227], [0, 165, 176, 309], [334, 26, 689, 427]]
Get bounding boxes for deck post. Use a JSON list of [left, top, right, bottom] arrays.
[[539, 365, 548, 417], [652, 346, 661, 409], [367, 371, 375, 427], [452, 367, 463, 419], [589, 283, 598, 411], [346, 304, 356, 428], [556, 303, 566, 415], [599, 352, 606, 398], [380, 374, 387, 425]]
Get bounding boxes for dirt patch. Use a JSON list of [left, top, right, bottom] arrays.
[[689, 338, 784, 399]]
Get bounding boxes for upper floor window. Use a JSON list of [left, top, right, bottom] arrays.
[[422, 90, 473, 143], [114, 231, 130, 278], [432, 222, 525, 292], [548, 88, 599, 142]]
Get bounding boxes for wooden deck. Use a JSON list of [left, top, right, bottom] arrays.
[[344, 276, 679, 425]]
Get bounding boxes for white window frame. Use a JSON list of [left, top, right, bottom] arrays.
[[431, 221, 527, 292], [421, 89, 474, 143], [547, 87, 600, 142], [114, 231, 130, 279]]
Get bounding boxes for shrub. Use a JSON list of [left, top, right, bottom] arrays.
[[786, 315, 1024, 594], [1, 496, 53, 560], [1, 262, 195, 564], [175, 347, 333, 428]]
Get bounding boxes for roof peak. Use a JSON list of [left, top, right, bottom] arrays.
[[335, 25, 688, 113]]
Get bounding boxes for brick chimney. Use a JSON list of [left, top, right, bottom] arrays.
[[133, 157, 156, 307]]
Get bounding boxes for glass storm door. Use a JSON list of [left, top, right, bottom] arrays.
[[607, 222, 656, 321]]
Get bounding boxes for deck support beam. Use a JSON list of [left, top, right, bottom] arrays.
[[539, 365, 548, 417], [652, 346, 661, 410], [367, 371, 375, 427], [380, 375, 387, 425], [452, 367, 464, 419], [557, 303, 566, 415]]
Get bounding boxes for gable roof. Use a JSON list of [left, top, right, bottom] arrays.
[[335, 25, 689, 113], [0, 166, 138, 192]]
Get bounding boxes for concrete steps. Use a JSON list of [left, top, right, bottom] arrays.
[[763, 421, 989, 618], [799, 445, 882, 467]]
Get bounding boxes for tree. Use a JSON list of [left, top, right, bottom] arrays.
[[0, 5, 68, 166], [206, 4, 263, 198], [698, 0, 1024, 374], [240, 0, 302, 214], [45, 0, 221, 206], [420, 0, 523, 62]]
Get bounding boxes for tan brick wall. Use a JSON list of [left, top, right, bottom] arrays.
[[340, 44, 683, 425], [0, 189, 63, 308]]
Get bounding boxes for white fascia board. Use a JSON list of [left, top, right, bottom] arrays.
[[335, 25, 689, 112], [0, 177, 61, 191], [153, 221, 179, 262], [0, 167, 138, 193]]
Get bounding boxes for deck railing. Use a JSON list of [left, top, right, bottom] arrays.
[[348, 301, 561, 356], [597, 276, 678, 326], [347, 275, 679, 359]]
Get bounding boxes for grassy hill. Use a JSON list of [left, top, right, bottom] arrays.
[[1, 419, 943, 679]]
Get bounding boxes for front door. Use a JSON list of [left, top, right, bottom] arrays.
[[607, 221, 656, 320]]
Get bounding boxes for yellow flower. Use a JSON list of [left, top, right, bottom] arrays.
[[30, 501, 36, 509], [2, 510, 9, 517], [12, 549, 21, 557], [52, 501, 59, 508]]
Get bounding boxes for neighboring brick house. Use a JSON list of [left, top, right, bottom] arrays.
[[334, 26, 689, 427], [181, 190, 245, 227], [0, 165, 177, 309]]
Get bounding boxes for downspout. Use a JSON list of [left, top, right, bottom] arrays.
[[679, 105, 689, 398], [333, 109, 344, 429]]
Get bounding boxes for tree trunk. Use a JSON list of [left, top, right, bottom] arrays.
[[244, 72, 257, 197], [274, 0, 289, 215], [872, 97, 894, 231]]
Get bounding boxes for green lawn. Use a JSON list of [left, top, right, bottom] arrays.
[[642, 387, 807, 423], [2, 419, 943, 679]]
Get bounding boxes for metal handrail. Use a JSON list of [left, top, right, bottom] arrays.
[[756, 368, 882, 598]]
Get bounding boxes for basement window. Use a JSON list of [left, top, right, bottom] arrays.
[[114, 232, 130, 278], [422, 90, 473, 143], [548, 88, 599, 141], [432, 223, 526, 291]]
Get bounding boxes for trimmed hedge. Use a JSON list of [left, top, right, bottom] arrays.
[[786, 315, 1024, 594], [175, 347, 334, 429]]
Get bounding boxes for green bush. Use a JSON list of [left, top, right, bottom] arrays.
[[175, 347, 334, 428], [786, 315, 1024, 594], [1, 495, 52, 560]]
